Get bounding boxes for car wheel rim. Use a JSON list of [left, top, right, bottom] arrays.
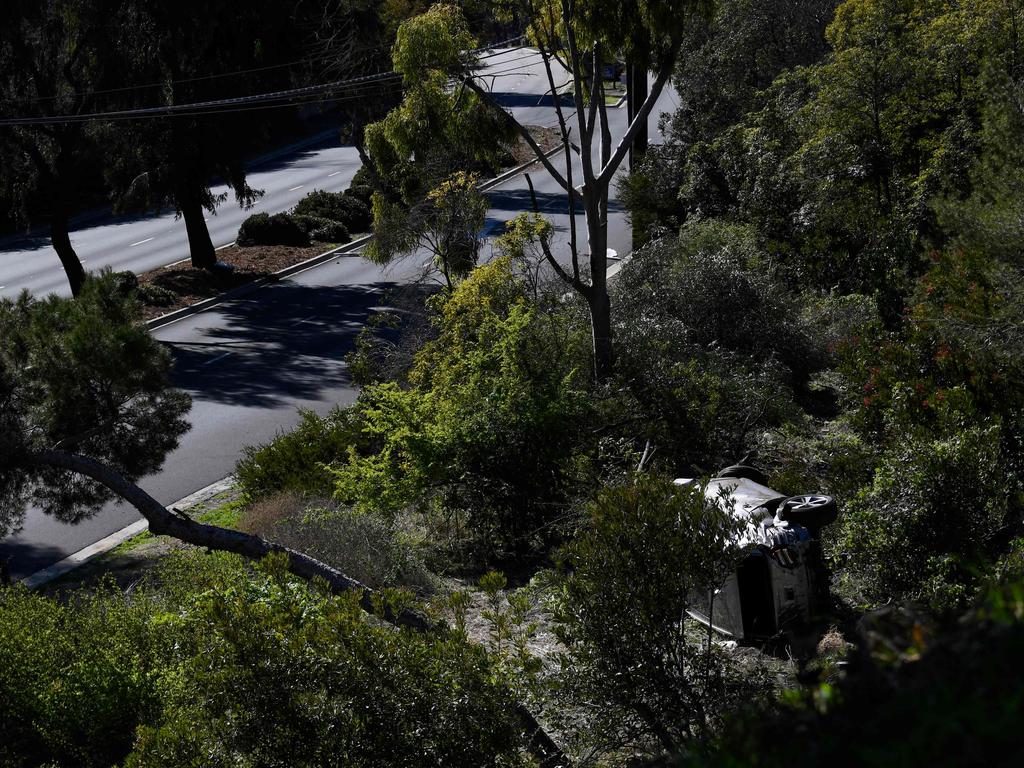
[[790, 495, 829, 510]]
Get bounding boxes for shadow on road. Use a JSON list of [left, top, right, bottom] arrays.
[[490, 91, 575, 109], [485, 188, 623, 217], [164, 278, 435, 408]]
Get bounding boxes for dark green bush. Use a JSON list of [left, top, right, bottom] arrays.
[[127, 554, 523, 768], [109, 270, 140, 299], [137, 282, 176, 307], [292, 188, 371, 233], [291, 213, 333, 234], [236, 212, 310, 247], [0, 553, 524, 768], [347, 183, 374, 205], [611, 222, 816, 472], [312, 220, 351, 243], [235, 407, 362, 500], [0, 585, 156, 768], [836, 416, 1010, 612]]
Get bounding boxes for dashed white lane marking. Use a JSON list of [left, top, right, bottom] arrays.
[[202, 351, 233, 366], [129, 237, 154, 247], [327, 171, 342, 177], [0, 286, 5, 290], [289, 185, 304, 191]]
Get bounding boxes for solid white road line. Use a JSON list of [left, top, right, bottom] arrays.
[[288, 185, 304, 191], [129, 237, 154, 247]]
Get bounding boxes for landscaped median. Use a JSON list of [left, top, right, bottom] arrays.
[[125, 126, 562, 325]]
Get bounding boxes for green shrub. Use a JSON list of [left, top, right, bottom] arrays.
[[235, 407, 362, 501], [291, 213, 333, 234], [127, 554, 523, 768], [0, 553, 524, 768], [348, 183, 374, 205], [0, 585, 156, 768], [137, 282, 176, 307], [236, 212, 310, 247], [312, 220, 351, 243], [328, 258, 594, 562], [836, 416, 1010, 612], [549, 474, 770, 758], [292, 188, 371, 233], [611, 223, 816, 472], [109, 270, 139, 298]]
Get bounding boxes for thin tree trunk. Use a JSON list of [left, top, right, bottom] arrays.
[[587, 197, 614, 380], [26, 448, 572, 768], [51, 207, 86, 297], [177, 188, 217, 269]]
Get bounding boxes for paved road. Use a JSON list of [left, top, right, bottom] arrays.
[[0, 48, 678, 579], [0, 138, 362, 300]]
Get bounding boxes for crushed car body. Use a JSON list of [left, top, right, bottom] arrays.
[[676, 468, 837, 644]]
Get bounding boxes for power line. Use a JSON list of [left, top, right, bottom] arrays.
[[0, 43, 538, 127], [4, 51, 353, 106], [1, 37, 528, 110]]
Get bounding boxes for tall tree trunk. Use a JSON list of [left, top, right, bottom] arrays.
[[26, 448, 572, 768], [51, 206, 86, 297], [177, 187, 216, 269], [587, 201, 614, 381]]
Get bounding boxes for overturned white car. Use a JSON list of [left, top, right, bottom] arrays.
[[676, 467, 837, 644]]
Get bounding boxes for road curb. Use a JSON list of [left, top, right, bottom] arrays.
[[145, 234, 372, 330], [21, 475, 237, 589]]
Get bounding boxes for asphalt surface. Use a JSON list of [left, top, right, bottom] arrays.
[[0, 137, 362, 300], [0, 47, 679, 579]]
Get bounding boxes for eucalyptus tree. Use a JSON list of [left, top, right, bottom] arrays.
[[380, 2, 700, 379]]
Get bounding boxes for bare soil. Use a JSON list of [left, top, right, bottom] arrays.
[[136, 243, 335, 321]]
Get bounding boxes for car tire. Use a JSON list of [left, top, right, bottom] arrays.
[[716, 464, 768, 485], [779, 494, 838, 530]]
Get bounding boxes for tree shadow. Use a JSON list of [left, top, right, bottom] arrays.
[[489, 91, 575, 110], [163, 277, 436, 408], [484, 188, 623, 217]]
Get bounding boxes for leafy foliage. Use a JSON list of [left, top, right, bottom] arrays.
[[549, 474, 769, 757], [293, 188, 372, 234], [612, 222, 817, 473], [0, 272, 190, 533], [236, 212, 311, 247], [0, 552, 525, 768], [0, 584, 157, 768], [235, 407, 363, 501], [329, 257, 594, 561]]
